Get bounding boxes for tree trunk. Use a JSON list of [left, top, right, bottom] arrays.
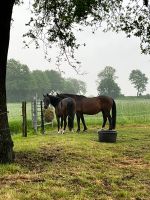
[[0, 0, 15, 163]]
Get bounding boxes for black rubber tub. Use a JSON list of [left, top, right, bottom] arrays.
[[98, 130, 117, 143]]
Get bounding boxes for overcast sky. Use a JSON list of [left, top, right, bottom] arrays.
[[8, 3, 150, 96]]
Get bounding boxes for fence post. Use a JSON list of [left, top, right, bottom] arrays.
[[31, 96, 53, 133], [33, 96, 37, 133], [22, 101, 27, 137], [40, 100, 45, 134]]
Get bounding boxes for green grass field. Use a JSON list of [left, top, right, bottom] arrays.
[[0, 126, 150, 200], [1, 99, 149, 199]]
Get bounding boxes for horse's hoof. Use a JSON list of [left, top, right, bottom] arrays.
[[76, 130, 80, 133], [83, 129, 87, 132], [69, 128, 74, 132], [62, 130, 65, 134]]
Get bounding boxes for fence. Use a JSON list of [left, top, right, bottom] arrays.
[[7, 99, 150, 135], [31, 97, 45, 134], [7, 96, 54, 136], [31, 96, 54, 134]]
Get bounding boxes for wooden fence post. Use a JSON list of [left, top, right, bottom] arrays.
[[31, 96, 53, 133], [32, 96, 38, 133], [40, 100, 45, 134], [22, 101, 27, 137]]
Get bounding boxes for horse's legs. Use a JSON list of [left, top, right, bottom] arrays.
[[80, 114, 87, 132], [63, 116, 67, 133], [60, 116, 63, 133], [102, 111, 107, 129], [108, 113, 113, 130], [76, 113, 81, 132], [57, 116, 60, 133], [104, 110, 113, 130]]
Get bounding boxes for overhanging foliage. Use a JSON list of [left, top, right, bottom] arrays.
[[22, 0, 150, 65]]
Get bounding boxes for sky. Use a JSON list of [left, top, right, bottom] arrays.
[[8, 2, 150, 96]]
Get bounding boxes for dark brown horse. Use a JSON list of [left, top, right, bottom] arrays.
[[57, 93, 116, 131], [43, 94, 76, 133]]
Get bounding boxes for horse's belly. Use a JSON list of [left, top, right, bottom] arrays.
[[83, 107, 100, 115]]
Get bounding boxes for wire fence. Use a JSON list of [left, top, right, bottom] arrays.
[[7, 99, 150, 133]]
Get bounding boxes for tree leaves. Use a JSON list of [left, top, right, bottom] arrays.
[[97, 66, 121, 98], [129, 69, 148, 96], [23, 0, 150, 69]]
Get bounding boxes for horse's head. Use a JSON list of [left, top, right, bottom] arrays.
[[43, 94, 50, 109]]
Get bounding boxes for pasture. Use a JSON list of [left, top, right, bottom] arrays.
[[0, 99, 149, 199], [0, 127, 150, 199]]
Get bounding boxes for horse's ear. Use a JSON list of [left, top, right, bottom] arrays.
[[43, 94, 45, 97], [47, 93, 49, 96]]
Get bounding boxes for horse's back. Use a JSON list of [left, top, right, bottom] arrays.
[[57, 93, 113, 114], [61, 97, 76, 106], [58, 97, 76, 115], [78, 95, 114, 114], [97, 95, 114, 107]]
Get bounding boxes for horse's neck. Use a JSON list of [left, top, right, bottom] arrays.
[[50, 97, 61, 107], [57, 101, 63, 111]]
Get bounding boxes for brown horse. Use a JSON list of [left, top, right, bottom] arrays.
[[57, 93, 116, 131], [43, 94, 76, 133]]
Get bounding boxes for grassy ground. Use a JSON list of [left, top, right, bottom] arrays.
[[0, 125, 150, 200]]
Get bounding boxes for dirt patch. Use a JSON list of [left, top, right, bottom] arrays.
[[113, 156, 150, 170], [15, 146, 64, 172], [0, 174, 45, 186], [0, 146, 65, 187]]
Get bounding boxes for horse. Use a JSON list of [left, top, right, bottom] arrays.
[[56, 93, 116, 131], [43, 94, 76, 134]]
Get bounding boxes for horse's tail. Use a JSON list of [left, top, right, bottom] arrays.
[[112, 99, 116, 129], [67, 100, 75, 131]]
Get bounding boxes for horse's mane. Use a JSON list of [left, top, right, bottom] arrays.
[[60, 93, 86, 99], [48, 95, 62, 107]]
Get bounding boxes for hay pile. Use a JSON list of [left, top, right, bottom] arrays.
[[44, 107, 54, 122]]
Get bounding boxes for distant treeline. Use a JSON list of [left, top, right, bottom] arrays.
[[117, 95, 150, 100], [6, 59, 86, 102]]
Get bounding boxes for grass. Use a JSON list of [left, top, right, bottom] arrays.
[[3, 100, 150, 199], [0, 125, 150, 200], [116, 99, 150, 125]]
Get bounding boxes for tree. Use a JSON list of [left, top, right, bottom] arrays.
[[7, 59, 31, 101], [129, 69, 148, 96], [63, 78, 86, 94], [0, 0, 15, 163], [1, 0, 150, 163], [44, 70, 64, 94], [6, 60, 87, 101], [97, 66, 121, 98], [97, 66, 117, 81], [30, 70, 51, 98], [25, 0, 150, 59]]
